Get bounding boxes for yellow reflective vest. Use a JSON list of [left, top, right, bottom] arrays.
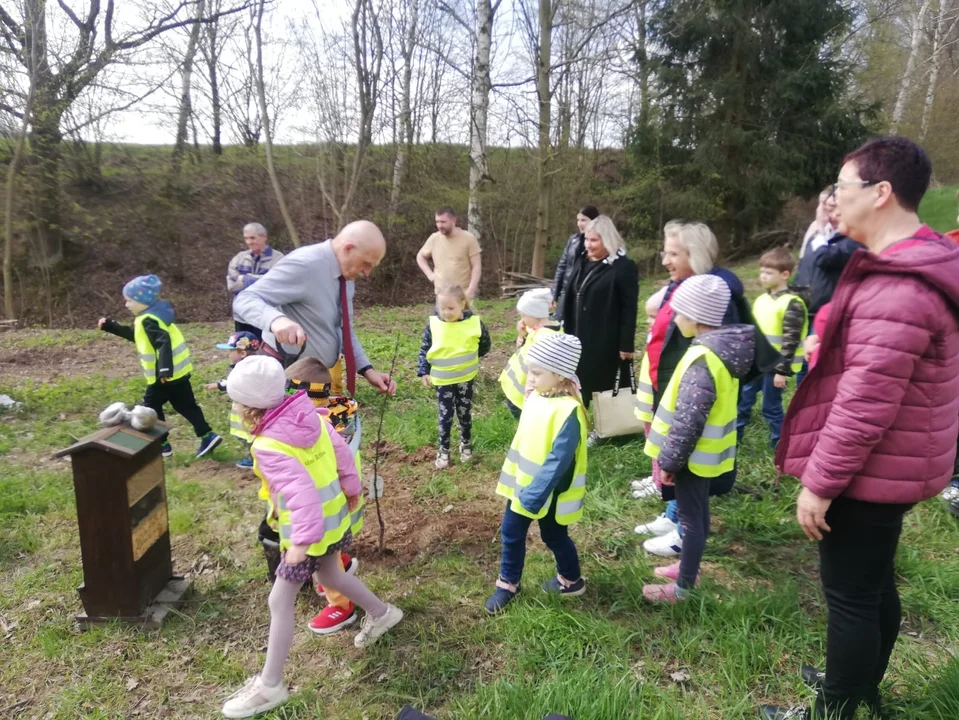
[[134, 313, 192, 385], [633, 351, 655, 423], [258, 415, 363, 538], [753, 292, 808, 373], [230, 403, 253, 443], [644, 344, 738, 477], [499, 325, 559, 409], [253, 420, 351, 556], [495, 393, 588, 524], [427, 315, 482, 386]]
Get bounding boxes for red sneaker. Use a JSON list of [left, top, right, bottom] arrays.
[[314, 555, 358, 597], [309, 603, 357, 635]]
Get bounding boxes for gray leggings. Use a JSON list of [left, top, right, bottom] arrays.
[[674, 468, 711, 590], [260, 553, 388, 687]]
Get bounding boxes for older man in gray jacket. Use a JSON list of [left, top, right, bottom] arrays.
[[233, 220, 396, 396], [227, 222, 285, 337]]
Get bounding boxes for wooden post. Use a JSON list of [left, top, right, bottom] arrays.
[[55, 422, 191, 628]]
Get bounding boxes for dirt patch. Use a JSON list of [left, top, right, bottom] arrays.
[[0, 339, 139, 382]]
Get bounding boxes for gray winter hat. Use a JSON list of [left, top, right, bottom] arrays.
[[670, 275, 730, 328], [526, 333, 581, 380]]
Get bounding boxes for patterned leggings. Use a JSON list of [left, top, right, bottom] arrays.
[[436, 380, 474, 452]]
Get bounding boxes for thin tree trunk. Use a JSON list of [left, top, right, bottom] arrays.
[[390, 0, 418, 216], [920, 0, 952, 141], [171, 0, 206, 177], [4, 97, 35, 319], [205, 13, 224, 155], [468, 0, 496, 245], [252, 0, 301, 247], [890, 0, 932, 133], [530, 0, 552, 278]]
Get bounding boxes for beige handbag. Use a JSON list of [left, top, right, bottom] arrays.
[[592, 362, 645, 438]]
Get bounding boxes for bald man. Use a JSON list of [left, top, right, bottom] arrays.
[[233, 221, 395, 394]]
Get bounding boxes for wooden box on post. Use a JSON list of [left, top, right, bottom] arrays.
[[55, 421, 191, 628]]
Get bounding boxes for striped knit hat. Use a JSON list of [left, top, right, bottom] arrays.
[[526, 333, 581, 380], [670, 275, 730, 328]]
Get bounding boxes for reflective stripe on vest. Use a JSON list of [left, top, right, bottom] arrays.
[[427, 315, 482, 385], [499, 326, 559, 409], [633, 352, 655, 423], [252, 420, 350, 556], [644, 344, 738, 477], [133, 313, 193, 385], [753, 292, 808, 373], [495, 393, 588, 525], [229, 404, 253, 442]]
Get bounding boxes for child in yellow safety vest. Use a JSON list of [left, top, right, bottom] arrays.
[[98, 274, 221, 460], [203, 331, 260, 469], [417, 283, 491, 469], [222, 356, 403, 719], [631, 287, 668, 502], [735, 246, 808, 449], [283, 357, 365, 637], [485, 333, 589, 614], [643, 275, 755, 604], [499, 287, 561, 419]]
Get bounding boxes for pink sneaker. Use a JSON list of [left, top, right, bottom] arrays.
[[653, 562, 701, 584], [642, 582, 684, 604]]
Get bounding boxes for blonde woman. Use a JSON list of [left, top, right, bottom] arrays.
[[636, 221, 747, 558], [558, 215, 639, 424]]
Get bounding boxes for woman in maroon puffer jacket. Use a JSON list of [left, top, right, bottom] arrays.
[[760, 137, 959, 720]]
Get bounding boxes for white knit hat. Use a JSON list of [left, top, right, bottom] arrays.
[[516, 288, 552, 319], [526, 333, 581, 380], [670, 275, 730, 328], [226, 355, 288, 409]]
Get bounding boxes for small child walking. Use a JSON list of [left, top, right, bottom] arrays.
[[204, 331, 261, 468], [221, 356, 402, 719], [499, 287, 561, 419], [736, 247, 807, 448], [417, 284, 491, 469], [284, 357, 364, 636], [98, 274, 220, 459], [485, 333, 589, 614], [643, 275, 755, 603]]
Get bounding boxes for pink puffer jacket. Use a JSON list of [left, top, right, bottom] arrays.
[[776, 229, 959, 504]]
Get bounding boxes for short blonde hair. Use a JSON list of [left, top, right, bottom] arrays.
[[585, 215, 626, 257], [663, 221, 718, 276]]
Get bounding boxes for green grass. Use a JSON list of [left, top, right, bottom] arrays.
[[919, 184, 959, 234], [1, 285, 958, 719]]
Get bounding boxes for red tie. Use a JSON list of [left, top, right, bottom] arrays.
[[339, 276, 357, 396]]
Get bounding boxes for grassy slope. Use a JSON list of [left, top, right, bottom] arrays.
[[919, 185, 959, 234], [1, 267, 958, 720]]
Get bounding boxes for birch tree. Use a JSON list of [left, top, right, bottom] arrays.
[[890, 0, 933, 132], [171, 0, 207, 177]]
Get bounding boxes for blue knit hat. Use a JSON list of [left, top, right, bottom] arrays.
[[123, 275, 162, 305]]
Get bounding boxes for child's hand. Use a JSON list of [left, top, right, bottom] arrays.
[[516, 319, 527, 337], [159, 377, 169, 384], [346, 495, 360, 512], [421, 375, 432, 388], [773, 374, 787, 389], [804, 334, 820, 355], [203, 383, 218, 391], [97, 317, 107, 329], [660, 471, 675, 486], [284, 545, 308, 565]]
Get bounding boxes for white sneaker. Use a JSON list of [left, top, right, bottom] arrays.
[[221, 675, 289, 718], [460, 442, 473, 463], [634, 513, 677, 537], [354, 603, 404, 648], [644, 529, 682, 558], [435, 451, 450, 470], [631, 477, 658, 499], [941, 485, 959, 502]]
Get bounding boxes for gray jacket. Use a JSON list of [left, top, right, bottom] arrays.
[[658, 325, 756, 473]]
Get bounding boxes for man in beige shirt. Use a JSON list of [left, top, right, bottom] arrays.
[[416, 207, 482, 298]]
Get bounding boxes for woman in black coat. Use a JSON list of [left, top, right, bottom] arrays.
[[552, 204, 600, 323], [561, 215, 639, 413]]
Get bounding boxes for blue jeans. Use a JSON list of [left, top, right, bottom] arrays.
[[499, 497, 581, 585], [736, 372, 784, 449], [795, 359, 808, 387]]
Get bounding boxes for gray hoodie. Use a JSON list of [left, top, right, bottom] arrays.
[[658, 324, 756, 474]]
